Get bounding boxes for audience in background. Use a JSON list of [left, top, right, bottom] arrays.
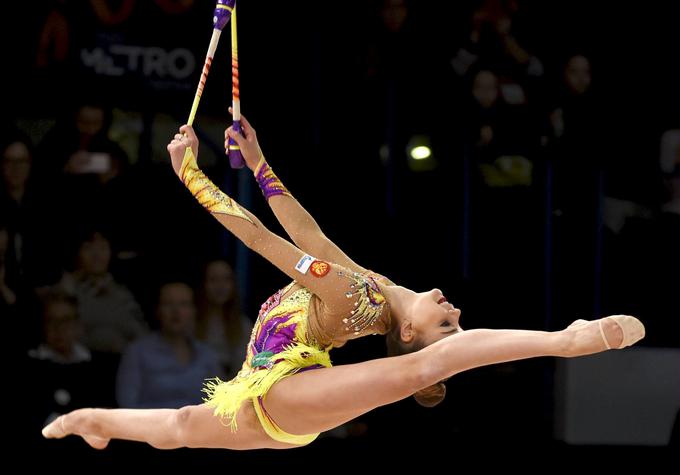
[[51, 230, 147, 353], [0, 132, 59, 285], [116, 282, 220, 408], [543, 53, 603, 327], [451, 0, 543, 103], [195, 259, 251, 378], [27, 291, 115, 440]]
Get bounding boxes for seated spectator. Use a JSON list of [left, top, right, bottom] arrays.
[[0, 132, 59, 285], [544, 55, 599, 157], [36, 100, 142, 254], [195, 259, 251, 377], [465, 68, 533, 187], [28, 292, 90, 365], [116, 281, 220, 408], [53, 229, 147, 353], [451, 0, 543, 100], [27, 291, 115, 440], [543, 54, 602, 236]]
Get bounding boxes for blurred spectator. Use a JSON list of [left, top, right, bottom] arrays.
[[544, 55, 597, 153], [196, 259, 251, 377], [52, 230, 147, 353], [451, 0, 543, 104], [464, 67, 542, 330], [26, 291, 116, 440], [116, 281, 220, 408], [37, 101, 127, 178], [0, 132, 59, 285], [28, 292, 89, 365], [37, 100, 143, 255], [365, 0, 414, 80], [466, 68, 534, 187], [544, 54, 604, 326], [31, 0, 75, 113], [544, 54, 602, 221], [1, 134, 33, 208], [362, 0, 437, 217], [34, 0, 71, 71]]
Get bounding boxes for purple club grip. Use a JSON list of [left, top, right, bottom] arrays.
[[213, 0, 236, 31], [228, 120, 245, 169]]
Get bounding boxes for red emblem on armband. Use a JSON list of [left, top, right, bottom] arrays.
[[310, 260, 330, 277]]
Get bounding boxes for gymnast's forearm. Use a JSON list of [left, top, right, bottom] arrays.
[[179, 147, 264, 248], [253, 155, 325, 245]]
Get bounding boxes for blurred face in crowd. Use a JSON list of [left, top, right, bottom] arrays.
[[45, 300, 81, 356], [77, 232, 111, 276], [204, 260, 236, 306], [382, 0, 408, 33], [76, 105, 105, 138], [158, 283, 196, 337], [472, 70, 499, 109], [564, 55, 591, 95], [1, 141, 32, 190]]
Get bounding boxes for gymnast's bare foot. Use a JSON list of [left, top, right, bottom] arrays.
[[42, 412, 110, 450]]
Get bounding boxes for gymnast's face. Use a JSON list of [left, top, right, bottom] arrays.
[[408, 288, 463, 347]]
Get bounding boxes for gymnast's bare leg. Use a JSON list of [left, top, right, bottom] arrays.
[[43, 317, 630, 450]]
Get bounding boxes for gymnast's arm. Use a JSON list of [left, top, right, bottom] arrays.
[[224, 113, 368, 274], [167, 125, 358, 310]]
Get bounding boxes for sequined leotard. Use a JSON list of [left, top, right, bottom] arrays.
[[203, 269, 393, 445], [177, 145, 395, 445]]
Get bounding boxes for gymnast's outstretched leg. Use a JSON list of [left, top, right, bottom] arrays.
[[42, 317, 638, 449], [41, 399, 293, 450], [262, 317, 631, 436]]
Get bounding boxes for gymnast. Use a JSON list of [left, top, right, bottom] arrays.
[[42, 113, 645, 450]]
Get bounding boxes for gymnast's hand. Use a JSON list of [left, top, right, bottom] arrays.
[[225, 108, 263, 173], [167, 125, 199, 176]]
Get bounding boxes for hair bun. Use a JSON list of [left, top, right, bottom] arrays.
[[413, 382, 446, 408]]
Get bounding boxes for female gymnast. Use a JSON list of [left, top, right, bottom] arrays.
[[42, 113, 645, 450]]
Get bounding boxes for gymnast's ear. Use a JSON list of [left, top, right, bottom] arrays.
[[413, 382, 446, 408], [399, 320, 415, 344]]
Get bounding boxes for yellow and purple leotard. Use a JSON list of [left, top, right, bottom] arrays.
[[203, 270, 391, 446], [203, 281, 329, 445], [181, 149, 393, 445]]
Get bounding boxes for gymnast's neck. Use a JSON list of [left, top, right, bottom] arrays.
[[308, 281, 413, 349]]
